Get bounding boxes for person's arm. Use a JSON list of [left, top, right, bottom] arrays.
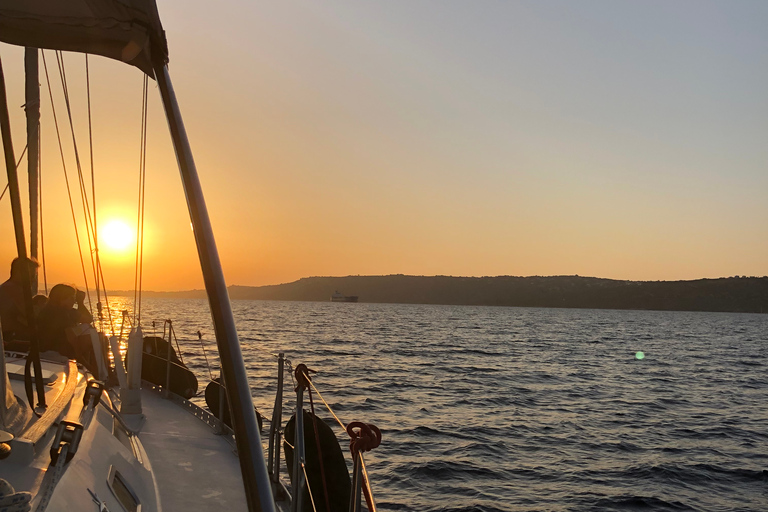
[[75, 290, 93, 324]]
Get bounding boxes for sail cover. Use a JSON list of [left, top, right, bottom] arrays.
[[0, 0, 167, 76]]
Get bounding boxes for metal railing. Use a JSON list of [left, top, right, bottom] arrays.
[[264, 355, 379, 512]]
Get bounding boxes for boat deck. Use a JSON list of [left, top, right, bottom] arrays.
[[137, 387, 249, 512]]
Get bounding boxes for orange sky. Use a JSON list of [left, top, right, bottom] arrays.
[[0, 1, 766, 292]]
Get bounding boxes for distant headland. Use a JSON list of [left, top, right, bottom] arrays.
[[110, 275, 768, 314]]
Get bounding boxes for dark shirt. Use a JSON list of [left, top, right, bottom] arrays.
[[38, 304, 89, 358], [0, 279, 30, 340]]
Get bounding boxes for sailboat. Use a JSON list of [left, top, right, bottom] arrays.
[[0, 2, 379, 511]]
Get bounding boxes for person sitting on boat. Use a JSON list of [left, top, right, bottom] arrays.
[[0, 257, 39, 342], [32, 294, 47, 318], [37, 284, 93, 359]]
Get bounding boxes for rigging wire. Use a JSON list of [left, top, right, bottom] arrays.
[[306, 384, 332, 512], [197, 331, 214, 381], [86, 54, 99, 307], [40, 51, 93, 309], [85, 53, 115, 335], [83, 54, 116, 336], [0, 145, 28, 202], [53, 51, 98, 312], [169, 322, 184, 364], [38, 127, 48, 294], [133, 74, 149, 326]]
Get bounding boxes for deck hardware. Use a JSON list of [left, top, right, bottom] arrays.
[[84, 379, 106, 408], [347, 422, 381, 512], [49, 420, 83, 464], [88, 488, 110, 512], [0, 429, 11, 459]]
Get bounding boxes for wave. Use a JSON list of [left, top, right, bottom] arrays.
[[587, 495, 697, 511], [131, 298, 768, 511], [395, 460, 507, 481]]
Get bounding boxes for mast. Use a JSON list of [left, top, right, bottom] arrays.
[[25, 47, 39, 293], [154, 63, 275, 512], [0, 56, 46, 408]]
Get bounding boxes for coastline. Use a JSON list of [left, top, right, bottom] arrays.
[[106, 274, 768, 314]]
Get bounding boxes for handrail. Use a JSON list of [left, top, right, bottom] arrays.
[[21, 361, 78, 444]]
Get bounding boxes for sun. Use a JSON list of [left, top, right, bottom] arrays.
[[101, 220, 134, 251]]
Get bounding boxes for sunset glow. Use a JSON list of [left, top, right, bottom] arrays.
[[101, 220, 134, 252], [0, 1, 765, 291]]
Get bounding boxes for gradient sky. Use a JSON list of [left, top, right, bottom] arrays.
[[0, 0, 766, 291]]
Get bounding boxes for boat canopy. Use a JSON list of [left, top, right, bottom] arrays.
[[0, 0, 167, 76]]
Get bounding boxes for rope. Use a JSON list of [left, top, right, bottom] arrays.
[[347, 422, 381, 457], [306, 379, 346, 432], [363, 459, 377, 512], [300, 462, 318, 512]]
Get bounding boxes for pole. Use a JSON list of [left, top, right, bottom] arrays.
[[291, 389, 305, 512], [0, 56, 46, 408], [164, 321, 172, 398], [268, 353, 285, 484], [154, 63, 275, 512], [25, 48, 40, 293]]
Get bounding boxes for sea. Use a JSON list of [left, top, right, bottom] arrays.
[[105, 297, 768, 511]]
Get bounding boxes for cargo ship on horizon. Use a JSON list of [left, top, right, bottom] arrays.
[[331, 290, 359, 302]]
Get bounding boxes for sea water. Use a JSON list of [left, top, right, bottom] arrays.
[[107, 298, 768, 511]]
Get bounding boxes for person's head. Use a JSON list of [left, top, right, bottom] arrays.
[[48, 284, 77, 309], [9, 257, 39, 281], [32, 294, 47, 316]]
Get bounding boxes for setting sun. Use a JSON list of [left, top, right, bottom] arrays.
[[101, 220, 135, 251]]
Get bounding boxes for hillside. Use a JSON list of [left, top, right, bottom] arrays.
[[124, 275, 768, 313]]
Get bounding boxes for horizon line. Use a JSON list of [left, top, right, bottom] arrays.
[[99, 273, 768, 295]]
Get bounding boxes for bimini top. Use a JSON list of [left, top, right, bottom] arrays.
[[0, 0, 167, 76]]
